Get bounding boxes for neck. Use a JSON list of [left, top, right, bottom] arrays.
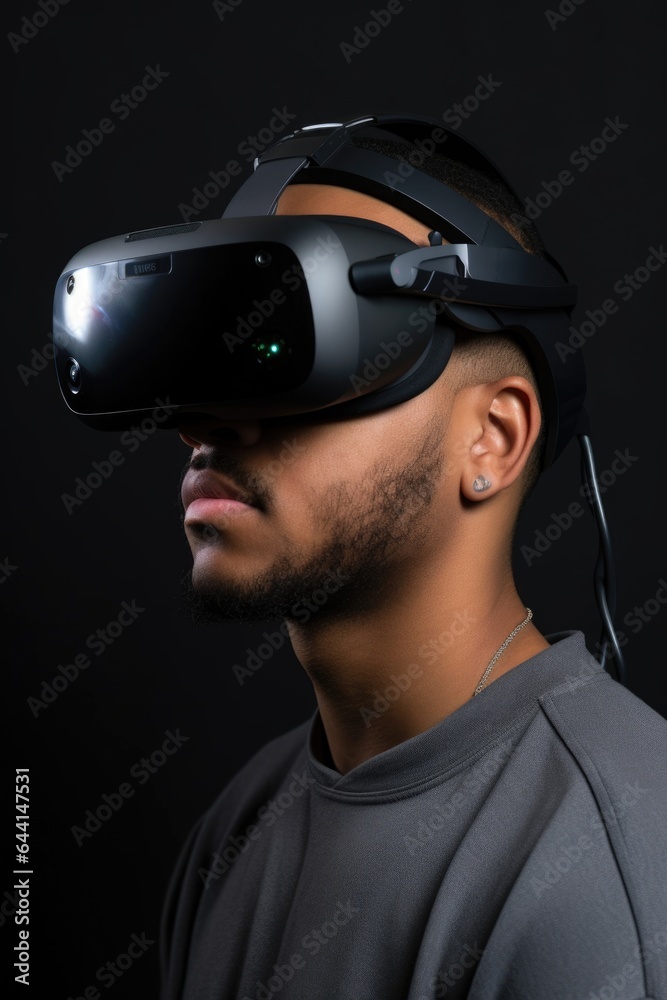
[[286, 544, 549, 775]]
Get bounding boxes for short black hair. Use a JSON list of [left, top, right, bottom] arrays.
[[350, 135, 546, 256]]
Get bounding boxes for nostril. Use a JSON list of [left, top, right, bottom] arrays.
[[211, 427, 238, 441], [175, 412, 263, 447]]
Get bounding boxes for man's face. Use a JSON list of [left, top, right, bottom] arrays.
[[178, 184, 460, 625]]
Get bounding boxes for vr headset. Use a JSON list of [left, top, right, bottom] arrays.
[[53, 112, 586, 469], [52, 112, 624, 680]]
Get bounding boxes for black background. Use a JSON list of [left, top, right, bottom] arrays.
[[6, 0, 666, 996]]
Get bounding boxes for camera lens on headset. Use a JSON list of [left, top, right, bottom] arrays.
[[67, 358, 82, 393]]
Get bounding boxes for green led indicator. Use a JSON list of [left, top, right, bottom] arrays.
[[252, 337, 287, 362]]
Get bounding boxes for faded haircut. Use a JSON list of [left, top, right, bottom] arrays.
[[351, 135, 547, 502]]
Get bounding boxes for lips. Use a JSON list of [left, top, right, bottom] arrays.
[[181, 469, 256, 512]]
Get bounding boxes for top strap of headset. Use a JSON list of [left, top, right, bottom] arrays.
[[221, 113, 526, 251]]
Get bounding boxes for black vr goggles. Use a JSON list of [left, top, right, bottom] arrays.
[[53, 113, 586, 472]]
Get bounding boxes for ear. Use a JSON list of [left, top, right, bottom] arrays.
[[459, 377, 542, 502]]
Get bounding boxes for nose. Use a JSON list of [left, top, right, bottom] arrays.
[[177, 411, 263, 449]]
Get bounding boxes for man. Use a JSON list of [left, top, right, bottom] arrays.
[[160, 129, 667, 999]]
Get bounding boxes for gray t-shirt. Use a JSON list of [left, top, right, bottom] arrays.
[[159, 631, 667, 999]]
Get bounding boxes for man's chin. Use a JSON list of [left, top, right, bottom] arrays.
[[178, 572, 285, 625], [178, 547, 359, 626]]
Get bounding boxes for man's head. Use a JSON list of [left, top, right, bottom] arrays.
[[178, 139, 547, 626]]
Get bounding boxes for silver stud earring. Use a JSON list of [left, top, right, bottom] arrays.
[[473, 475, 492, 493]]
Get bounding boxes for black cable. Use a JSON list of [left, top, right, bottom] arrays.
[[577, 434, 627, 685]]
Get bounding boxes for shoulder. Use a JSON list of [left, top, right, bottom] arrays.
[[537, 642, 667, 829], [476, 648, 667, 995], [196, 713, 313, 840], [539, 659, 667, 796], [159, 713, 313, 985], [536, 655, 667, 957], [526, 633, 667, 794]]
